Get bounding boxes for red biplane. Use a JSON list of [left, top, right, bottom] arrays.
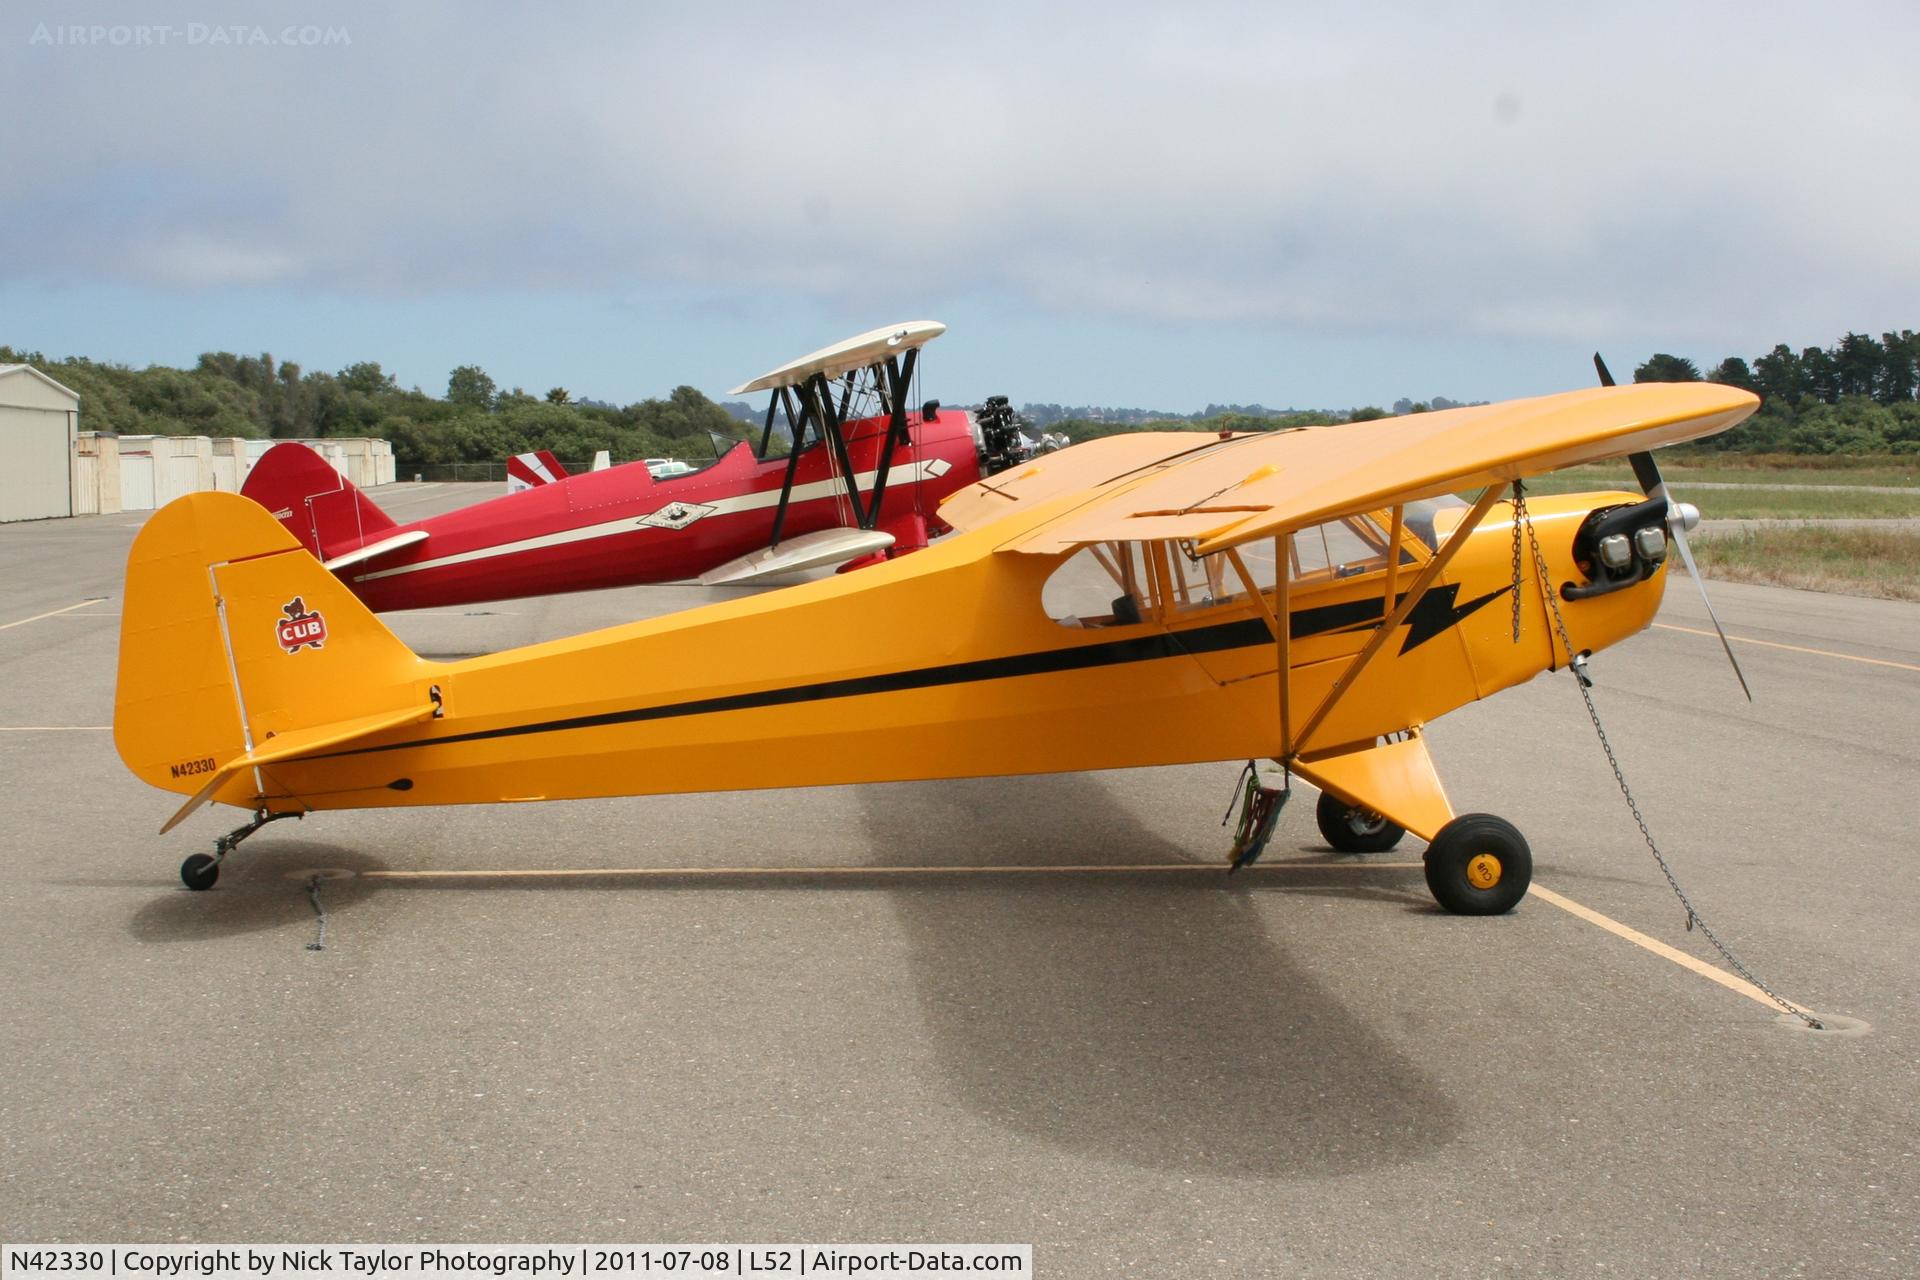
[[239, 322, 982, 611]]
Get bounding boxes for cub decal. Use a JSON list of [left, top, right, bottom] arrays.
[[276, 597, 328, 653]]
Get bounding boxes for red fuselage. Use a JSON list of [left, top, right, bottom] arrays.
[[291, 411, 979, 612]]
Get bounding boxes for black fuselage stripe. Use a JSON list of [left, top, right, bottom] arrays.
[[309, 593, 1408, 763]]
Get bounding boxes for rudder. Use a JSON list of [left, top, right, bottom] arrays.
[[116, 491, 434, 809], [240, 441, 397, 560]]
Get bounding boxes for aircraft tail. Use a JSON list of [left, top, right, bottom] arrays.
[[240, 441, 398, 560], [115, 491, 438, 819], [506, 450, 570, 493]]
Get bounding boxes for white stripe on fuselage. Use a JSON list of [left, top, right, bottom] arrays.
[[351, 461, 945, 583]]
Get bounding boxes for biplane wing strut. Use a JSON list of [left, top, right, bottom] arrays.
[[734, 323, 942, 560]]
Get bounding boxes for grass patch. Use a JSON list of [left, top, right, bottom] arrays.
[[1661, 452, 1920, 481], [1517, 473, 1920, 518], [1686, 527, 1920, 602], [1675, 489, 1920, 519], [1529, 456, 1919, 491]]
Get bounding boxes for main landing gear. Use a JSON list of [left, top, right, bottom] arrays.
[[1315, 792, 1406, 854], [179, 808, 301, 890], [1314, 793, 1532, 914], [1422, 814, 1532, 915]]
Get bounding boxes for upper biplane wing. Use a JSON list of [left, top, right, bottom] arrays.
[[943, 383, 1759, 552], [730, 321, 947, 395]]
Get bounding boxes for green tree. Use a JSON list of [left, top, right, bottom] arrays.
[[1832, 332, 1884, 400], [1705, 357, 1757, 393], [337, 361, 397, 396], [1634, 353, 1701, 382], [545, 387, 571, 405], [1752, 344, 1807, 403], [447, 364, 497, 410]]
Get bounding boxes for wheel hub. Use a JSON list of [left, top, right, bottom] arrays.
[[1347, 808, 1386, 835], [1465, 853, 1503, 890]]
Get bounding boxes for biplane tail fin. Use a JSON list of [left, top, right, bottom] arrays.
[[240, 441, 398, 560], [506, 450, 569, 493], [115, 491, 434, 815]]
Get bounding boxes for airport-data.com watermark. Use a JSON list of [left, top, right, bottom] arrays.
[[27, 22, 350, 49]]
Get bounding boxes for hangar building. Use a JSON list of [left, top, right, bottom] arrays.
[[0, 364, 80, 522]]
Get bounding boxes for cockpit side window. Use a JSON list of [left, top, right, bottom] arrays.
[[1286, 514, 1416, 585], [1043, 542, 1152, 627]]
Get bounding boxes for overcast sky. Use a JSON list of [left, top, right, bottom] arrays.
[[3, 1, 1916, 411]]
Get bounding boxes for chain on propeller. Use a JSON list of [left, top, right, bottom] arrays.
[[1509, 490, 1820, 1028]]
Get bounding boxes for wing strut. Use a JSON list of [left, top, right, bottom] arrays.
[[1226, 537, 1293, 753], [864, 347, 919, 530], [805, 370, 868, 529], [768, 387, 810, 549], [1289, 485, 1506, 757]]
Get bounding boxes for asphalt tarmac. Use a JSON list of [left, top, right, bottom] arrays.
[[2, 483, 1915, 1277]]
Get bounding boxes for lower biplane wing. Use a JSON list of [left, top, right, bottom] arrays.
[[698, 527, 897, 586]]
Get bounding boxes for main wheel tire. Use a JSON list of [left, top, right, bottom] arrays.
[[1316, 791, 1406, 853], [180, 853, 219, 892], [1424, 814, 1531, 915]]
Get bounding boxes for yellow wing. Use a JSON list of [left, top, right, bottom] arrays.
[[940, 383, 1759, 554]]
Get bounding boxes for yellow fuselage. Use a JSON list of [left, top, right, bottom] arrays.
[[116, 487, 1661, 818]]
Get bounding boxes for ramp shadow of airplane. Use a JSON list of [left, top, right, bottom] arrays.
[[126, 841, 386, 943], [119, 778, 1457, 1179], [856, 772, 1459, 1179]]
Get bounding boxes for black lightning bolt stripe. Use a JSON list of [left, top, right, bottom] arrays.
[[306, 585, 1513, 762]]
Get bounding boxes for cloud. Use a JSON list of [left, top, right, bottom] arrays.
[[3, 0, 1917, 357]]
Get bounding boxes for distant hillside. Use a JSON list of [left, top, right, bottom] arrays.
[[0, 346, 751, 468], [4, 323, 1916, 463]]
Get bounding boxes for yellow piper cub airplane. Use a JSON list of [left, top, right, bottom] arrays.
[[115, 379, 1757, 914]]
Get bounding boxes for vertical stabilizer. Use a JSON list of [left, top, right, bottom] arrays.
[[240, 442, 398, 560]]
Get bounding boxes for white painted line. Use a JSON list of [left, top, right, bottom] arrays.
[[0, 599, 105, 631], [359, 860, 1425, 881], [0, 726, 111, 731], [1654, 623, 1920, 674], [1531, 881, 1816, 1017]]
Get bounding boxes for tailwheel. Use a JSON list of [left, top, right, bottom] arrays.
[[177, 808, 300, 892], [1315, 791, 1406, 853], [180, 853, 220, 892], [1424, 814, 1531, 915]]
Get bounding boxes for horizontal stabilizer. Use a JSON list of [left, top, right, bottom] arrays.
[[159, 699, 440, 834], [323, 528, 429, 572], [699, 527, 896, 586]]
